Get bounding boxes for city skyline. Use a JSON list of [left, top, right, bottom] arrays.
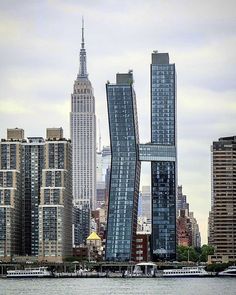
[[0, 0, 235, 244]]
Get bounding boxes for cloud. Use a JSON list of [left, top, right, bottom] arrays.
[[0, 100, 32, 114]]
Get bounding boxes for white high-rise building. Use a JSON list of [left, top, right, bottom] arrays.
[[70, 19, 96, 244]]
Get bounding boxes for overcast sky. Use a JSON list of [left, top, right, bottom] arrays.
[[0, 0, 235, 244]]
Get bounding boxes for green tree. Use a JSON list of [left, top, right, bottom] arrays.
[[177, 246, 199, 262], [199, 244, 214, 262], [177, 245, 214, 263]]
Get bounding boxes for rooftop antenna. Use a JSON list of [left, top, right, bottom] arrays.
[[98, 119, 101, 153], [82, 16, 85, 48]]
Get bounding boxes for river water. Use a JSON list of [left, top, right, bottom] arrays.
[[1, 277, 236, 295]]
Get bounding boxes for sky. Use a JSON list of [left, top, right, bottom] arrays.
[[0, 0, 235, 244]]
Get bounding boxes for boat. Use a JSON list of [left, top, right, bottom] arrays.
[[161, 266, 209, 277], [218, 266, 236, 277], [53, 271, 107, 278], [7, 267, 52, 278]]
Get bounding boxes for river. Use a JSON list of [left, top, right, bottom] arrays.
[[1, 277, 236, 295]]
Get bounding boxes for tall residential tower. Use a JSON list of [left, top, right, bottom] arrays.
[[70, 20, 96, 245], [150, 52, 177, 261], [105, 52, 177, 262], [105, 72, 141, 261], [38, 128, 72, 263], [0, 129, 23, 260], [209, 136, 236, 263]]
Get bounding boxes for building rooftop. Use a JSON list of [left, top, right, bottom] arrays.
[[87, 232, 101, 240]]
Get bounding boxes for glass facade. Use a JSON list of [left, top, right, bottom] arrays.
[[105, 72, 140, 262], [139, 144, 176, 162], [151, 52, 177, 261]]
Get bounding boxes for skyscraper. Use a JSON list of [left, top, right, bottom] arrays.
[[0, 129, 23, 260], [38, 128, 72, 263], [150, 52, 177, 261], [105, 52, 177, 262], [105, 71, 141, 261], [70, 20, 96, 245], [0, 128, 73, 262], [22, 137, 44, 256], [209, 136, 236, 263]]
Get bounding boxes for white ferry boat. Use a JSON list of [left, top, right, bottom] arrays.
[[7, 267, 52, 278], [162, 266, 209, 277], [218, 266, 236, 277]]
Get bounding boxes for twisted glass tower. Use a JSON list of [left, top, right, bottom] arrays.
[[105, 72, 141, 261], [105, 52, 177, 262]]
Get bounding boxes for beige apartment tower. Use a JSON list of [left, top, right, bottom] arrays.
[[0, 136, 23, 261], [7, 128, 24, 141], [209, 136, 236, 263], [38, 129, 73, 263], [46, 127, 63, 140]]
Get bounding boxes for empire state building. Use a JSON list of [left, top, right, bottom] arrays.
[[70, 20, 96, 243]]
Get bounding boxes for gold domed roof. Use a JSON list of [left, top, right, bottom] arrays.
[[86, 232, 101, 240]]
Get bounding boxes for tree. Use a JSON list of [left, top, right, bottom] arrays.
[[177, 244, 214, 263], [199, 244, 214, 262], [177, 246, 199, 262]]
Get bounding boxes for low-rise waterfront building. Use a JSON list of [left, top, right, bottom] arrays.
[[135, 233, 151, 262]]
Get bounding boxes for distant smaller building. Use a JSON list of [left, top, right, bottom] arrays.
[[141, 186, 151, 220], [73, 204, 90, 247], [135, 233, 151, 262], [176, 185, 201, 248], [137, 216, 151, 233], [176, 185, 189, 217], [7, 128, 24, 140], [189, 212, 201, 248], [86, 232, 102, 261], [46, 127, 63, 140], [177, 210, 192, 247], [73, 246, 88, 260], [91, 208, 106, 239]]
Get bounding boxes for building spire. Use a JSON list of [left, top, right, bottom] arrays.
[[78, 17, 88, 78], [82, 16, 85, 49]]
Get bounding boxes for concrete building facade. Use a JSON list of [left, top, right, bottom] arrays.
[[38, 129, 72, 263], [0, 130, 23, 260], [209, 136, 236, 263]]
